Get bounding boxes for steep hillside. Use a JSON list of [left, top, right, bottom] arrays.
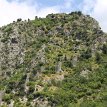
[[0, 11, 107, 107]]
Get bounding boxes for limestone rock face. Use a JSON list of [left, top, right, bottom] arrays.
[[0, 91, 4, 106], [72, 56, 78, 67], [8, 100, 14, 107], [0, 24, 25, 77], [33, 98, 51, 107], [56, 61, 62, 72], [80, 68, 90, 78]]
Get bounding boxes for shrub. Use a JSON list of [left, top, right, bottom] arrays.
[[102, 44, 107, 54], [81, 48, 92, 59]]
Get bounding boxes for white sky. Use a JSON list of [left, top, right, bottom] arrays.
[[0, 0, 107, 32]]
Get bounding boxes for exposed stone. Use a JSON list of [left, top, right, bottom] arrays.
[[35, 85, 44, 92], [0, 91, 4, 106], [72, 56, 78, 67], [80, 68, 90, 78], [8, 100, 14, 107], [56, 61, 63, 73]]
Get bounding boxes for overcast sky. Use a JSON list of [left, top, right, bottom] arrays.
[[0, 0, 107, 32]]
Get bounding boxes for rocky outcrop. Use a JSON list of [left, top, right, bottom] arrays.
[[0, 91, 4, 106]]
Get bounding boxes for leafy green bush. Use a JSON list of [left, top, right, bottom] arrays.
[[102, 44, 107, 54]]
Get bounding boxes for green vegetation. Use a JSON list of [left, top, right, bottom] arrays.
[[0, 11, 107, 107]]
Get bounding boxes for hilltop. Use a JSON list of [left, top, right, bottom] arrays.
[[0, 11, 107, 107]]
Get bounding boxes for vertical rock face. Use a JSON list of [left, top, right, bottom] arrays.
[[72, 56, 78, 67], [56, 61, 62, 72], [8, 100, 14, 107], [0, 24, 25, 77], [80, 68, 90, 78], [0, 91, 4, 106], [25, 73, 30, 93]]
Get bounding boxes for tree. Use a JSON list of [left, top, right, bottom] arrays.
[[95, 52, 102, 63], [81, 48, 92, 59], [102, 44, 107, 54]]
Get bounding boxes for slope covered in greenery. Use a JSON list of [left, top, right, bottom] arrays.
[[0, 11, 107, 107]]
